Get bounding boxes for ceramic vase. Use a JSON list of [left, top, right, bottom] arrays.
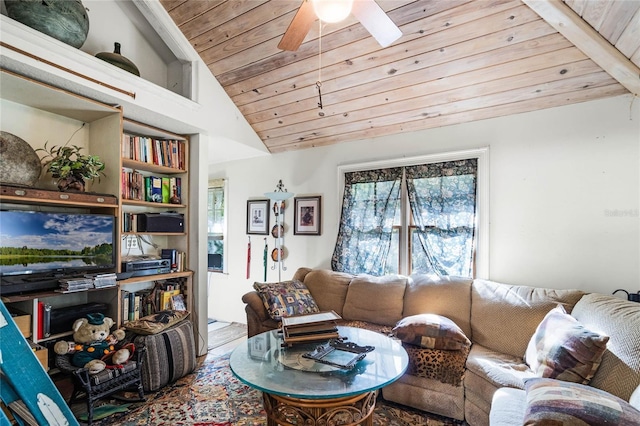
[[0, 131, 42, 187], [5, 0, 89, 49], [96, 42, 140, 76]]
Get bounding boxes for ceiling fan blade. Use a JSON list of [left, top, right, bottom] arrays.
[[351, 0, 402, 48], [278, 0, 317, 51]]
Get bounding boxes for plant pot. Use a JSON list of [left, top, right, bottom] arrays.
[[57, 176, 85, 192], [5, 0, 89, 49]]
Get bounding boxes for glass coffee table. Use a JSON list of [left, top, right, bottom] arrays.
[[230, 326, 408, 426]]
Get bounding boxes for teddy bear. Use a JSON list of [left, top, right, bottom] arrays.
[[54, 313, 132, 375]]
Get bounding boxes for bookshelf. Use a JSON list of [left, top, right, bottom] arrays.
[[114, 119, 192, 326]]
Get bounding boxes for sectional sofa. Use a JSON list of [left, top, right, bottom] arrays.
[[242, 267, 640, 425]]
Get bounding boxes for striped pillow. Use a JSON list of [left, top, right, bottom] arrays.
[[524, 378, 640, 425], [525, 305, 609, 384]]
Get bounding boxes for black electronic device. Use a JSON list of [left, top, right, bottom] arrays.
[[121, 258, 171, 277], [137, 212, 184, 233]]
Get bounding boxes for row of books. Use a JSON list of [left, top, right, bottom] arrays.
[[121, 279, 186, 322], [122, 133, 186, 170], [121, 170, 182, 204], [161, 249, 186, 272]]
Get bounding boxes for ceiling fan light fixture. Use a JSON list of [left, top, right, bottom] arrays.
[[312, 0, 353, 23]]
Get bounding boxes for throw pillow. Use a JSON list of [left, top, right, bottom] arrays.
[[525, 305, 609, 384], [392, 314, 470, 351], [253, 280, 320, 320], [124, 310, 190, 335], [523, 378, 640, 425]]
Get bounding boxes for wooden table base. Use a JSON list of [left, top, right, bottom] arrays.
[[263, 390, 377, 426]]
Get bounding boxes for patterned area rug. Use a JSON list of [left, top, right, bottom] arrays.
[[90, 352, 464, 426], [208, 322, 248, 350]]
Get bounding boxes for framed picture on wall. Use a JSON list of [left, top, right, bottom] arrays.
[[294, 196, 322, 235], [247, 199, 270, 235]]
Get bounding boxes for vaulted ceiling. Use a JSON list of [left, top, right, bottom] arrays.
[[159, 0, 640, 153]]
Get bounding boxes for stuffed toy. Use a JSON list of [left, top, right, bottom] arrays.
[[54, 313, 132, 374]]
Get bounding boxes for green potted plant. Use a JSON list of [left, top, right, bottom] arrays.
[[37, 142, 105, 192]]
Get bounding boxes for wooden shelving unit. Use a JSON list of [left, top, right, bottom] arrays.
[[1, 70, 193, 335]]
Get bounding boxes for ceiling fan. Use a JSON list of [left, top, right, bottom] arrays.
[[278, 0, 402, 51]]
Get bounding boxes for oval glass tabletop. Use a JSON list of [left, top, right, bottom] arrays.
[[229, 326, 408, 399]]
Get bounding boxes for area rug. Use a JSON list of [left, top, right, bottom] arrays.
[[90, 352, 465, 426], [208, 322, 248, 350]]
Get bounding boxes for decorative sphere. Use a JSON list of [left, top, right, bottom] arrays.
[[0, 131, 42, 187], [5, 0, 89, 49]]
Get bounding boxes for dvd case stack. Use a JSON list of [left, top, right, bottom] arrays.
[[91, 273, 117, 289], [57, 277, 93, 293]]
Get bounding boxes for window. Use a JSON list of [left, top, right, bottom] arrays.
[[333, 149, 488, 278], [207, 180, 226, 272]]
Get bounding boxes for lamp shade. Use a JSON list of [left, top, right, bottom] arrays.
[[312, 0, 353, 23]]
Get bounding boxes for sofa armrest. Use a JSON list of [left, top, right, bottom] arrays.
[[490, 387, 526, 426], [242, 291, 279, 337], [242, 291, 269, 319]]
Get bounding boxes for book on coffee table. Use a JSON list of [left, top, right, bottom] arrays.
[[281, 311, 341, 346]]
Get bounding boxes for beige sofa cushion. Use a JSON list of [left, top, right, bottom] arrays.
[[471, 280, 584, 358], [466, 343, 534, 391], [571, 293, 640, 401], [342, 274, 407, 326], [403, 275, 472, 337], [302, 269, 353, 316]]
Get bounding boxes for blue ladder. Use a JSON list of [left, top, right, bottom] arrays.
[[0, 300, 79, 425]]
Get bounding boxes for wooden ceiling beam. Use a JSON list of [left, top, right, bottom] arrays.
[[523, 0, 640, 96]]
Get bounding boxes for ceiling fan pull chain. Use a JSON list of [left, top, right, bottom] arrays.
[[316, 19, 323, 110], [316, 81, 323, 110]]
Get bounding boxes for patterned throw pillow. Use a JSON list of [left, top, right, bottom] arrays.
[[392, 314, 471, 351], [253, 280, 320, 320], [124, 310, 190, 335], [525, 305, 609, 384], [523, 378, 640, 425]]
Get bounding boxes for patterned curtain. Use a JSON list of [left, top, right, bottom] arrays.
[[331, 167, 402, 275], [406, 159, 477, 277]]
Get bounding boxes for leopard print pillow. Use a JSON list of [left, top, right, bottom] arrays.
[[404, 344, 470, 386]]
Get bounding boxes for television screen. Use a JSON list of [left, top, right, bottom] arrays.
[[0, 210, 116, 278]]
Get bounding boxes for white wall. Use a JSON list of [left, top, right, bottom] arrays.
[[208, 94, 640, 324]]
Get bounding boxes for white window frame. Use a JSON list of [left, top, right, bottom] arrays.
[[336, 148, 489, 278]]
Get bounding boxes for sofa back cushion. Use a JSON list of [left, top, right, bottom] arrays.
[[571, 293, 640, 402], [471, 280, 584, 358], [403, 275, 472, 338], [302, 269, 353, 316], [342, 274, 407, 326]]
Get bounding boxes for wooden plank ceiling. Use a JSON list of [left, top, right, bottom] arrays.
[[160, 0, 640, 153]]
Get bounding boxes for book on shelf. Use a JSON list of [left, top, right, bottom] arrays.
[[134, 294, 141, 320], [122, 291, 130, 323], [161, 289, 181, 311], [128, 292, 135, 321], [170, 293, 186, 311], [161, 177, 170, 203], [151, 176, 162, 202]]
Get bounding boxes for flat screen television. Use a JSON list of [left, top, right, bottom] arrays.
[[0, 210, 116, 295]]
